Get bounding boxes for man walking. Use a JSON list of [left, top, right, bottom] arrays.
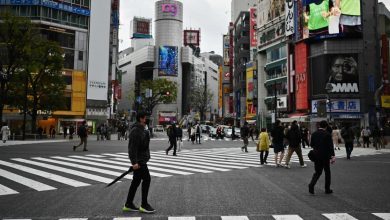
[[73, 121, 88, 151], [123, 111, 155, 213], [165, 122, 178, 156], [285, 121, 307, 168], [309, 120, 336, 195], [361, 126, 371, 148], [341, 123, 355, 159], [271, 120, 285, 167], [195, 122, 201, 144], [240, 122, 250, 152]]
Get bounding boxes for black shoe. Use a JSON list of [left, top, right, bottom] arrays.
[[123, 203, 139, 212], [165, 149, 168, 155], [173, 154, 177, 156], [325, 189, 333, 194], [83, 149, 88, 151], [309, 184, 314, 194], [73, 146, 76, 151], [139, 203, 155, 213]]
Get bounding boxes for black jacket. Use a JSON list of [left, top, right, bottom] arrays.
[[286, 124, 301, 148], [271, 125, 285, 144], [310, 128, 335, 161], [128, 123, 150, 165]]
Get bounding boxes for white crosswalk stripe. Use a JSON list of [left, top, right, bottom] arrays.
[[322, 213, 358, 220], [2, 213, 390, 219], [0, 147, 388, 197]]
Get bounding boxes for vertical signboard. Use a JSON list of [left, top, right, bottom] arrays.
[[285, 0, 294, 36], [382, 35, 389, 94], [249, 8, 257, 47], [184, 30, 200, 46], [219, 66, 223, 111], [87, 0, 111, 101], [223, 35, 230, 66], [295, 42, 309, 110], [246, 64, 256, 117]]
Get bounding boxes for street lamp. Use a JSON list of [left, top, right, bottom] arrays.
[[325, 83, 334, 123]]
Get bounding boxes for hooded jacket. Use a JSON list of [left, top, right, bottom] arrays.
[[128, 122, 150, 165]]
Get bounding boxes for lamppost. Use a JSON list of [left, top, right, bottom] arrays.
[[325, 83, 334, 123]]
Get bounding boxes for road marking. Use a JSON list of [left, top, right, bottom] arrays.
[[31, 157, 131, 179], [12, 158, 114, 184], [322, 213, 358, 220], [113, 218, 141, 220], [0, 168, 56, 192], [221, 216, 249, 220], [373, 213, 390, 220], [149, 154, 231, 171], [59, 219, 88, 220], [0, 183, 19, 196], [85, 154, 106, 158], [0, 160, 89, 187], [168, 217, 196, 220], [273, 215, 304, 220]]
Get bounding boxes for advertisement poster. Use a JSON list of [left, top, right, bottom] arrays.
[[223, 35, 230, 66], [258, 0, 286, 27], [301, 0, 362, 40], [285, 0, 294, 36], [249, 8, 257, 47], [184, 30, 200, 46], [158, 46, 178, 76], [311, 54, 359, 95]]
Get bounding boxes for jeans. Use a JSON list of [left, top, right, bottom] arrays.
[[345, 142, 354, 159], [242, 137, 249, 152], [285, 146, 305, 165], [126, 165, 151, 206], [309, 159, 331, 190]]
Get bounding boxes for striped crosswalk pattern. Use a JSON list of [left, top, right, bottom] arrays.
[[2, 213, 390, 219], [0, 147, 386, 197]]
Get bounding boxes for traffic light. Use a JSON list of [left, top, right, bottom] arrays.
[[166, 91, 170, 96]]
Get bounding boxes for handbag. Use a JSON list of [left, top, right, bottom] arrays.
[[308, 150, 316, 162]]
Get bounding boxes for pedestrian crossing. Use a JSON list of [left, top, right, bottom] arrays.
[[0, 147, 386, 197], [2, 213, 390, 220]]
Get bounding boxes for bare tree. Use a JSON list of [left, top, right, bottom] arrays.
[[189, 84, 213, 121]]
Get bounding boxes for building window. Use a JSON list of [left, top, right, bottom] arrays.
[[78, 51, 83, 61]]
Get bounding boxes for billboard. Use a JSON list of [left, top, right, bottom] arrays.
[[130, 17, 152, 39], [312, 99, 360, 113], [246, 64, 256, 117], [158, 46, 178, 76], [285, 0, 294, 36], [184, 30, 200, 46], [223, 35, 230, 66], [311, 54, 359, 95], [300, 0, 362, 40], [249, 8, 257, 47], [295, 42, 309, 110], [258, 0, 286, 27]]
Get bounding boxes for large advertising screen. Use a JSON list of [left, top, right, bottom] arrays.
[[158, 46, 178, 76], [300, 0, 362, 40], [311, 54, 359, 95]]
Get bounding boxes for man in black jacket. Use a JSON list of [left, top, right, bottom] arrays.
[[309, 120, 336, 195], [123, 111, 155, 213], [165, 122, 178, 156], [285, 121, 306, 168], [271, 120, 285, 167]]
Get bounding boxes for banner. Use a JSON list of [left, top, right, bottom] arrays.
[[285, 0, 294, 36], [223, 35, 230, 66], [249, 8, 257, 47]]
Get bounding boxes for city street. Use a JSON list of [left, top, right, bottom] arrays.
[[0, 135, 389, 219]]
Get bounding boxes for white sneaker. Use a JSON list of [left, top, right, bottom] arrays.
[[285, 164, 291, 169], [301, 164, 307, 168]]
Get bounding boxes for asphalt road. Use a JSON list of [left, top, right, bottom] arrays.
[[0, 134, 389, 220]]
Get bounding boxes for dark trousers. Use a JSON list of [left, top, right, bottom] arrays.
[[345, 142, 354, 159], [309, 159, 331, 190], [363, 136, 370, 148], [126, 165, 151, 206], [301, 138, 309, 148], [196, 133, 201, 144], [260, 150, 269, 164], [166, 138, 177, 155]]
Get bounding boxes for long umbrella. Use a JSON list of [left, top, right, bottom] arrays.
[[106, 166, 133, 187]]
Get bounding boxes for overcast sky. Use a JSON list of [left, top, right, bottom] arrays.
[[119, 0, 230, 56], [119, 0, 390, 56]]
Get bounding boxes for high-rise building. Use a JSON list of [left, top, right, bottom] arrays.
[[0, 0, 118, 134]]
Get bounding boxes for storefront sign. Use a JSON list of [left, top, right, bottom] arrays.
[[311, 99, 360, 113], [162, 3, 178, 16], [249, 8, 257, 47], [285, 0, 294, 36], [381, 95, 390, 108]]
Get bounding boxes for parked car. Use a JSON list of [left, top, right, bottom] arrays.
[[153, 125, 164, 132], [209, 126, 217, 137], [200, 124, 210, 133], [224, 127, 241, 138]]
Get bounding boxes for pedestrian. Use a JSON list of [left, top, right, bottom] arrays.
[[249, 125, 255, 141], [187, 125, 191, 142], [73, 121, 88, 151], [232, 125, 236, 140], [285, 121, 307, 168], [50, 125, 56, 138], [176, 124, 183, 152], [37, 126, 43, 139], [190, 125, 196, 144], [301, 126, 310, 148], [372, 126, 382, 150], [271, 120, 285, 167], [1, 122, 10, 143], [165, 122, 178, 156], [354, 126, 361, 147], [97, 124, 102, 141], [257, 128, 270, 165], [240, 122, 250, 152], [308, 120, 336, 195], [123, 111, 155, 213], [341, 123, 355, 159], [69, 125, 75, 140], [332, 126, 341, 150], [195, 123, 201, 144], [361, 126, 371, 148], [63, 126, 68, 139]]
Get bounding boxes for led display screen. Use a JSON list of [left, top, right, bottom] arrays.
[[158, 46, 178, 76]]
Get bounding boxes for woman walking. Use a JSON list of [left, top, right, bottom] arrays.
[[257, 128, 270, 165], [1, 122, 10, 143], [332, 126, 341, 150]]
